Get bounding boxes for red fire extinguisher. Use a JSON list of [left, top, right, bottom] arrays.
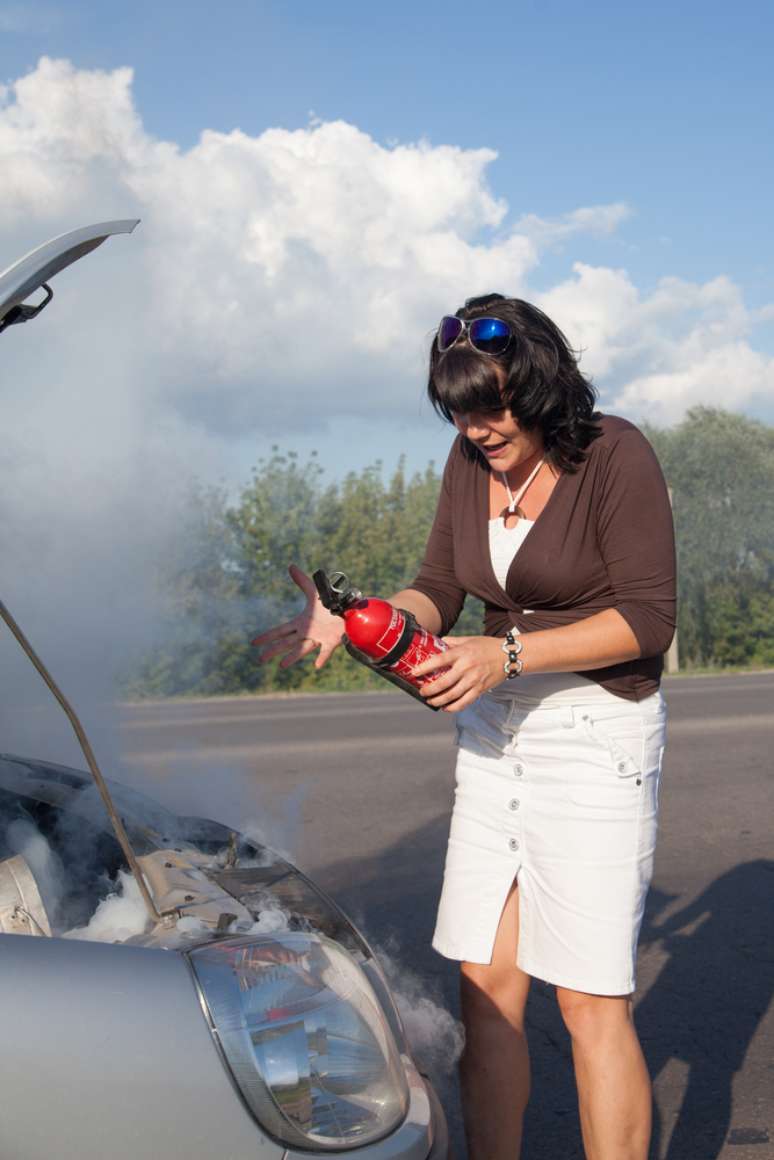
[[313, 570, 449, 708]]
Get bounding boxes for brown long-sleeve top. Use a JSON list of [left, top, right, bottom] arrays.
[[410, 415, 677, 701]]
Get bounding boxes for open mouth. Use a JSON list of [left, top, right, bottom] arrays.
[[479, 440, 509, 457]]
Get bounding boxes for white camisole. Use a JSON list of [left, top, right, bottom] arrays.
[[488, 465, 621, 705]]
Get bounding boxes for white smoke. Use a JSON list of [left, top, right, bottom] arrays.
[[245, 906, 292, 936], [370, 938, 464, 1080], [4, 816, 64, 925], [64, 869, 149, 943], [2, 809, 150, 944]]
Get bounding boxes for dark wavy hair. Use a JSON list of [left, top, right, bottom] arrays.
[[427, 294, 601, 472]]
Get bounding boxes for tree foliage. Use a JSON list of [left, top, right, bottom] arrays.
[[133, 409, 774, 697], [135, 448, 484, 696], [643, 407, 774, 668]]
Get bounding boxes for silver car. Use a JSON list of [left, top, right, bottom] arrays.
[[0, 225, 449, 1160]]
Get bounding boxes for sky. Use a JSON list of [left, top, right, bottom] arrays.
[[1, 0, 773, 491], [0, 0, 773, 495]]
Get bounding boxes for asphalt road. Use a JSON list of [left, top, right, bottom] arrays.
[[120, 673, 774, 1160]]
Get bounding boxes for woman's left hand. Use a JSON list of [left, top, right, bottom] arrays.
[[412, 636, 507, 711]]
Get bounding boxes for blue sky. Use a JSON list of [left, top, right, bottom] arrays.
[[1, 0, 773, 483], [4, 0, 772, 301]]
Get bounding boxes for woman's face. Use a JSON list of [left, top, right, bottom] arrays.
[[452, 407, 544, 472]]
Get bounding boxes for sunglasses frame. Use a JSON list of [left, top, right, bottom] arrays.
[[436, 314, 512, 355]]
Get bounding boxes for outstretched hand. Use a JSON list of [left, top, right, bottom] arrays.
[[250, 564, 344, 669], [413, 635, 507, 711]]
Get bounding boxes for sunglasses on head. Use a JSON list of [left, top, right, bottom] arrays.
[[437, 314, 512, 355]]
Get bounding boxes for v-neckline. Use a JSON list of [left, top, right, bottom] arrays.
[[480, 462, 565, 599]]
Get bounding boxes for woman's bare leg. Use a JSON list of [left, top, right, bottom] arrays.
[[459, 881, 531, 1160], [556, 988, 651, 1160]]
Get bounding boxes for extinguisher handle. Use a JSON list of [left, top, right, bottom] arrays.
[[313, 569, 362, 615]]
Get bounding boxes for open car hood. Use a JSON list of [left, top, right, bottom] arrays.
[[0, 219, 139, 333], [0, 752, 370, 959]]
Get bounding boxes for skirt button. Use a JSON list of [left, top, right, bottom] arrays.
[[508, 838, 520, 852]]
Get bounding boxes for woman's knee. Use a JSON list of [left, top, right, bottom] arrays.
[[555, 986, 633, 1044], [461, 960, 530, 1030]]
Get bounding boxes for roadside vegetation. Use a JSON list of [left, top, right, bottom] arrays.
[[131, 408, 774, 697]]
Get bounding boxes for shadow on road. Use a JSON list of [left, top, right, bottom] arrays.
[[639, 860, 774, 1159], [319, 820, 773, 1160]]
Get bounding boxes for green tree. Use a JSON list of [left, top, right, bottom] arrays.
[[644, 408, 774, 667], [137, 450, 467, 696], [136, 407, 774, 697]]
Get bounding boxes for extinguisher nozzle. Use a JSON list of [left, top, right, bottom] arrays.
[[313, 569, 362, 615]]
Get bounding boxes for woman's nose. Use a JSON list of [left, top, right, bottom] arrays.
[[458, 413, 490, 439]]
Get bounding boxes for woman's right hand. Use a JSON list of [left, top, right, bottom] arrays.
[[250, 564, 345, 669]]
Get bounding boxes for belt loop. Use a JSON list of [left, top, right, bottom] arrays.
[[560, 706, 575, 729]]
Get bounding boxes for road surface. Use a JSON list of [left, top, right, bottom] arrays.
[[120, 672, 774, 1160]]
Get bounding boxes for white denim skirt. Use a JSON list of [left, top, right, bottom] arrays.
[[432, 675, 667, 995]]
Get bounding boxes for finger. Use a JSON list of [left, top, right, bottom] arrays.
[[288, 564, 318, 599], [314, 637, 344, 669], [279, 639, 318, 668], [441, 636, 471, 647], [251, 621, 298, 647], [413, 650, 456, 679], [419, 656, 470, 698], [425, 671, 478, 708], [254, 638, 299, 665], [442, 690, 481, 712], [425, 679, 477, 710], [418, 665, 461, 698]]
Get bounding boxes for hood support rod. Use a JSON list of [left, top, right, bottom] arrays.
[[0, 599, 163, 926]]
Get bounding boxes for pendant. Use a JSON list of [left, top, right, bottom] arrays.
[[501, 505, 525, 527]]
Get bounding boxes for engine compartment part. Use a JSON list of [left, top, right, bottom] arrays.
[[0, 597, 161, 924], [0, 854, 51, 936], [0, 756, 372, 960]]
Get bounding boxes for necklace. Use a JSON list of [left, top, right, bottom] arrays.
[[499, 457, 544, 524]]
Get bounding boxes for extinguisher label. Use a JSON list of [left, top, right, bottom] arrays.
[[392, 629, 449, 686], [374, 608, 402, 657]]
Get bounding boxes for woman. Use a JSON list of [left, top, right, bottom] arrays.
[[252, 294, 676, 1160]]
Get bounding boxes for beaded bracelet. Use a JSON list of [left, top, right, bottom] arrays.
[[501, 629, 524, 679]]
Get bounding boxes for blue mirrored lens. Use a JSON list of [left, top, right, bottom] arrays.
[[438, 316, 463, 351], [469, 317, 511, 353]]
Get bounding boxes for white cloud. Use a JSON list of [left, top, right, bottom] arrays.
[[2, 55, 772, 447], [540, 265, 774, 421], [513, 202, 633, 247]]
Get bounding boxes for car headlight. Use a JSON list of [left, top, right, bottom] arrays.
[[188, 932, 410, 1151]]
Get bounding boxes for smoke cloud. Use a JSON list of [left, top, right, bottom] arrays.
[[369, 936, 465, 1082], [4, 816, 64, 926], [64, 869, 149, 943]]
